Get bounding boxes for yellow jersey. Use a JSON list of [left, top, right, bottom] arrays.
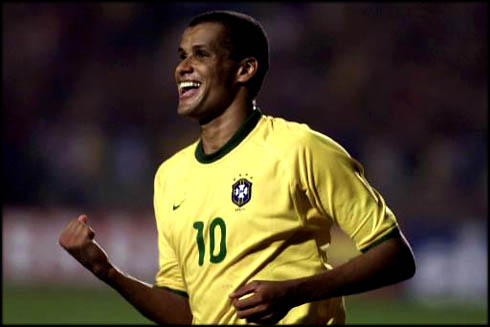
[[153, 109, 399, 324]]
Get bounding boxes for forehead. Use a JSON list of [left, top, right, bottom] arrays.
[[179, 22, 229, 50]]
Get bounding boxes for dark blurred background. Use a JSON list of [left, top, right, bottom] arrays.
[[2, 2, 487, 324]]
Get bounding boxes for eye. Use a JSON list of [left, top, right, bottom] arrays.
[[178, 53, 187, 61], [195, 49, 208, 58]]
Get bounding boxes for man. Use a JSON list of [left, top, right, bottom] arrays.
[[59, 10, 416, 324]]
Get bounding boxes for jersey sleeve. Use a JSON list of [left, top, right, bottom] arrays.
[[296, 129, 399, 252], [153, 164, 187, 292]]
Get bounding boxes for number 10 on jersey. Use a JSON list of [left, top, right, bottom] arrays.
[[193, 218, 227, 266]]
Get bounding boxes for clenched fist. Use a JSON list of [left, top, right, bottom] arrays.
[[59, 215, 112, 281]]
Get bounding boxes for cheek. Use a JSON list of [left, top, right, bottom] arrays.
[[213, 68, 235, 88]]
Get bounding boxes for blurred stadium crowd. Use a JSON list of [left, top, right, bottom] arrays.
[[2, 2, 488, 301]]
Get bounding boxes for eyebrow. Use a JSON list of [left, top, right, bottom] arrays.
[[177, 44, 210, 54]]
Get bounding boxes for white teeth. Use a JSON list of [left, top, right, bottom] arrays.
[[179, 81, 201, 90]]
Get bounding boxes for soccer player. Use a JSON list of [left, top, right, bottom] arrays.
[[59, 10, 416, 324]]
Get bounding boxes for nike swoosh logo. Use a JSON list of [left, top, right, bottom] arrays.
[[173, 201, 184, 210]]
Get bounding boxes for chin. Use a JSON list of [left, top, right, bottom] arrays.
[[177, 105, 200, 120]]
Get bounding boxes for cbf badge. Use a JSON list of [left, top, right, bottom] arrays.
[[232, 178, 252, 207]]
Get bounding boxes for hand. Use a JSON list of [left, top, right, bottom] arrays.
[[229, 280, 299, 324], [58, 214, 112, 280]]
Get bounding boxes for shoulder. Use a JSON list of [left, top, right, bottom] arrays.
[[259, 114, 350, 160], [154, 140, 198, 182]]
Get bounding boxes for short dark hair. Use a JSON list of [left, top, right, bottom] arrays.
[[188, 10, 269, 99]]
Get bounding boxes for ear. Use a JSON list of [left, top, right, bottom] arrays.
[[236, 57, 258, 84]]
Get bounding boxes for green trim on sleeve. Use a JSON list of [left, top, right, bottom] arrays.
[[360, 228, 400, 253], [164, 287, 189, 298], [195, 109, 262, 164]]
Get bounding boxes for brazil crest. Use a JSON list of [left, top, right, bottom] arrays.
[[232, 178, 252, 207]]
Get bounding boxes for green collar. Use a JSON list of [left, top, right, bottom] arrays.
[[195, 109, 262, 164]]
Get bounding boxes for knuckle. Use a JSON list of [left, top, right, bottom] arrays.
[[58, 234, 70, 247], [58, 238, 67, 248]]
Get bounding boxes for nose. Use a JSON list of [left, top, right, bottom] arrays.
[[175, 57, 193, 77]]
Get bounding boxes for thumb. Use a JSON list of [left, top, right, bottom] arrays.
[[78, 214, 88, 224]]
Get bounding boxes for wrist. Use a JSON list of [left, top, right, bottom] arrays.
[[105, 266, 120, 285], [285, 278, 307, 308], [92, 262, 116, 283]]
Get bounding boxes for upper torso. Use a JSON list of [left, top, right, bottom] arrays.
[[153, 110, 397, 324]]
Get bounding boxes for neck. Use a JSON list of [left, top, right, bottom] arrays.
[[199, 98, 254, 155]]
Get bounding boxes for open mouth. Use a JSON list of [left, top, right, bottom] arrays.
[[178, 81, 202, 99]]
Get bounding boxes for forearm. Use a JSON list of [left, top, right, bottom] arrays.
[[100, 265, 192, 325], [59, 217, 192, 324], [290, 235, 416, 305]]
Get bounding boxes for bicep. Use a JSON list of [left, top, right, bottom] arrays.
[[359, 230, 416, 281]]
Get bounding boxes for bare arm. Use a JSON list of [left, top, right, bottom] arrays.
[[230, 230, 415, 324], [291, 230, 416, 301], [58, 215, 192, 325]]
